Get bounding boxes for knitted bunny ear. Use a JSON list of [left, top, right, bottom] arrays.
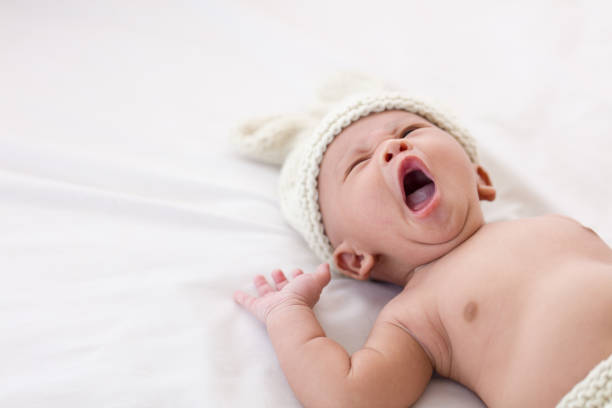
[[308, 72, 390, 118], [315, 71, 387, 103], [230, 72, 387, 165], [230, 113, 315, 165]]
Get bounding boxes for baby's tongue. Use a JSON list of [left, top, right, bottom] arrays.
[[406, 183, 435, 211]]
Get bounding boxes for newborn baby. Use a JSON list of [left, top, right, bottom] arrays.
[[232, 90, 612, 408]]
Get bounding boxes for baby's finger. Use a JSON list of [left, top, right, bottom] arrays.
[[254, 274, 275, 296], [314, 263, 331, 288], [233, 290, 255, 310], [291, 268, 304, 278], [271, 269, 289, 290]]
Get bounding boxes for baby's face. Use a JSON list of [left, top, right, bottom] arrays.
[[317, 110, 495, 283]]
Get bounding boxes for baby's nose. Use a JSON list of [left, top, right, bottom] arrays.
[[382, 140, 411, 163]]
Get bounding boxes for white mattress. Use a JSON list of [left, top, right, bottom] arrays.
[[1, 1, 610, 407]]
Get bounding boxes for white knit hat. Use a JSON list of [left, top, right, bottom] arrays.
[[231, 74, 478, 271]]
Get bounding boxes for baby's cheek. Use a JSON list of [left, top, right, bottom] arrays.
[[438, 146, 473, 177]]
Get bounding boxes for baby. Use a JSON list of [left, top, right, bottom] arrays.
[[232, 86, 612, 407]]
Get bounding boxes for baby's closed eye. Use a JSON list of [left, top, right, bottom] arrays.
[[399, 122, 433, 138], [347, 156, 370, 175], [400, 125, 421, 138]]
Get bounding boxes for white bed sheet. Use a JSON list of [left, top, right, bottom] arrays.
[[1, 1, 611, 407]]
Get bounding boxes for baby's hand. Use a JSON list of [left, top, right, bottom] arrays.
[[233, 263, 331, 324]]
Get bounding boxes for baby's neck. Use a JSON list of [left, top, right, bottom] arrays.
[[370, 261, 424, 287], [372, 221, 488, 287]]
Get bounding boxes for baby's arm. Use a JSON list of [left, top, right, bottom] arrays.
[[233, 263, 433, 408]]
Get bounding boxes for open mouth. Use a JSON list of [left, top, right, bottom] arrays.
[[403, 169, 436, 212]]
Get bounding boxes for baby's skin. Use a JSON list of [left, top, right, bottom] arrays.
[[234, 110, 612, 407]]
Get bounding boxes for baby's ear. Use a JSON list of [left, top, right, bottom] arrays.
[[475, 164, 496, 201], [333, 241, 376, 281]]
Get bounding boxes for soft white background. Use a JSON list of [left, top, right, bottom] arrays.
[[1, 1, 610, 407]]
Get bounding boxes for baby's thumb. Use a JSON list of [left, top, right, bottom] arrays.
[[314, 263, 331, 289]]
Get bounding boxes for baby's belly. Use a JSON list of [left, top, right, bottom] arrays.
[[450, 259, 612, 408]]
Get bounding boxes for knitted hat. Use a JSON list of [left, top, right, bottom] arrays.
[[231, 74, 478, 271]]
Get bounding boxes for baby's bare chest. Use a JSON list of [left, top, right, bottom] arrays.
[[409, 216, 612, 406]]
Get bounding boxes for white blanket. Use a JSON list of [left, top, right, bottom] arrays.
[[1, 1, 610, 407]]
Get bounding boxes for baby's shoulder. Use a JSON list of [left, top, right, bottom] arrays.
[[378, 281, 439, 339], [537, 213, 581, 225], [478, 214, 588, 240], [510, 214, 597, 238], [377, 283, 450, 373], [380, 285, 427, 317]]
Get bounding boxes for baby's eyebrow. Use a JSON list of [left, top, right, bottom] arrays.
[[383, 119, 403, 133], [345, 144, 371, 159]]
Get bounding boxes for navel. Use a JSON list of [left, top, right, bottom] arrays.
[[463, 301, 478, 323]]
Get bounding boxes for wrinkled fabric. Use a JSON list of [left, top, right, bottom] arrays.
[[0, 1, 610, 407]]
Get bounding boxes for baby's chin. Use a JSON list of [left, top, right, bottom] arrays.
[[414, 210, 470, 246], [411, 194, 484, 246]]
